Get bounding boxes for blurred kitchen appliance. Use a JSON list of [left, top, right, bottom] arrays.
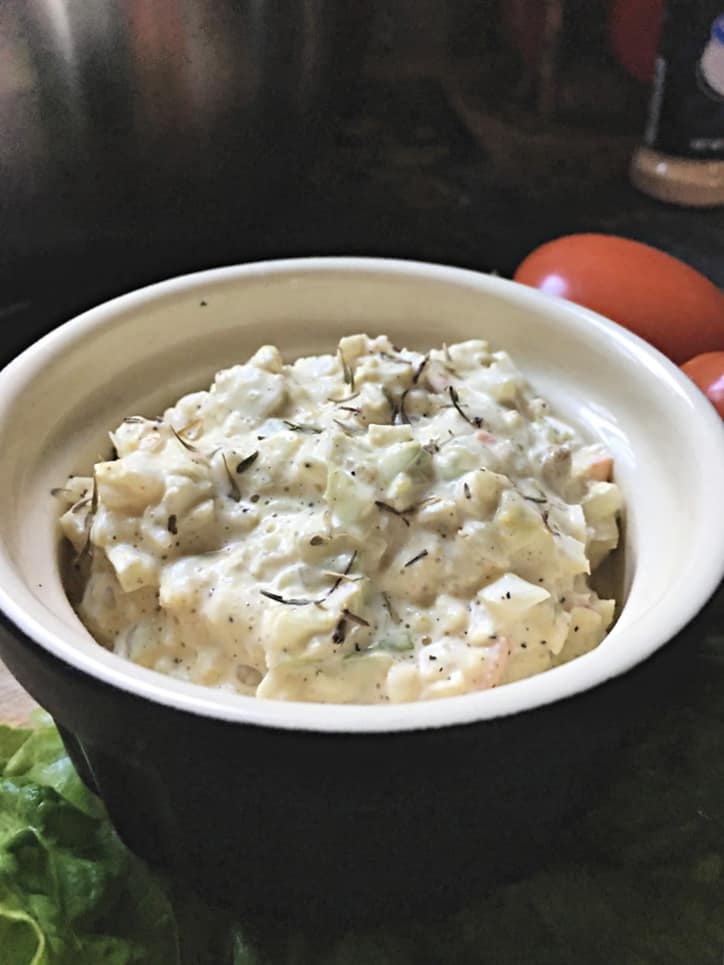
[[0, 0, 369, 231]]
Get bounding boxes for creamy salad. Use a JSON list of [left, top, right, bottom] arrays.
[[57, 335, 623, 704]]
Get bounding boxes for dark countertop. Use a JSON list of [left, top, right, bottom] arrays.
[[2, 76, 723, 365]]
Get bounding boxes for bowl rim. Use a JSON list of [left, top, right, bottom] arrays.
[[1, 255, 723, 734]]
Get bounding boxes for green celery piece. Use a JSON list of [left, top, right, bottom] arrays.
[[368, 633, 413, 653]]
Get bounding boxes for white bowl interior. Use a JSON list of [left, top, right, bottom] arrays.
[[0, 258, 723, 732]]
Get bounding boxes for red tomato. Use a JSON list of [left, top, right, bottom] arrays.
[[610, 0, 665, 84], [513, 234, 724, 364], [681, 352, 724, 418]]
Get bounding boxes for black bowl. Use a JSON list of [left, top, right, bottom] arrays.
[[0, 602, 713, 923], [0, 259, 722, 922]]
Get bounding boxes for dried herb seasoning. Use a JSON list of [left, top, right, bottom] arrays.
[[342, 608, 370, 628], [283, 421, 322, 434], [170, 425, 200, 452], [325, 551, 358, 597], [398, 388, 412, 425], [448, 386, 484, 428], [412, 354, 429, 384], [375, 501, 411, 526], [235, 451, 259, 474], [338, 348, 355, 391], [381, 591, 400, 623], [260, 590, 320, 606], [404, 549, 429, 568], [221, 454, 242, 501], [332, 619, 348, 644], [74, 476, 98, 564]]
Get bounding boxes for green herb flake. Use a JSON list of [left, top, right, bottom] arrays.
[[283, 421, 323, 435], [235, 451, 259, 474], [404, 549, 429, 568], [221, 454, 241, 501]]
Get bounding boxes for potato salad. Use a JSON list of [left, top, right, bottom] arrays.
[[58, 335, 623, 704]]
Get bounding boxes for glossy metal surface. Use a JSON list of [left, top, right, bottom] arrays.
[[0, 1, 366, 221]]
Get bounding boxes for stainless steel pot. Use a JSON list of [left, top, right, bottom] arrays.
[[1, 0, 368, 222]]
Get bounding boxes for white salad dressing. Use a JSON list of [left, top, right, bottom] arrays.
[[58, 335, 622, 704]]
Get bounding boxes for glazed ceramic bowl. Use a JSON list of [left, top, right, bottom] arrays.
[[0, 258, 723, 920]]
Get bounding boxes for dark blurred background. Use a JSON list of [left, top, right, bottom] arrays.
[[1, 0, 722, 364]]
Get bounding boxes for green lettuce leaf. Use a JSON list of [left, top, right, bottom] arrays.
[[0, 720, 178, 965], [4, 715, 102, 820], [0, 727, 32, 772]]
